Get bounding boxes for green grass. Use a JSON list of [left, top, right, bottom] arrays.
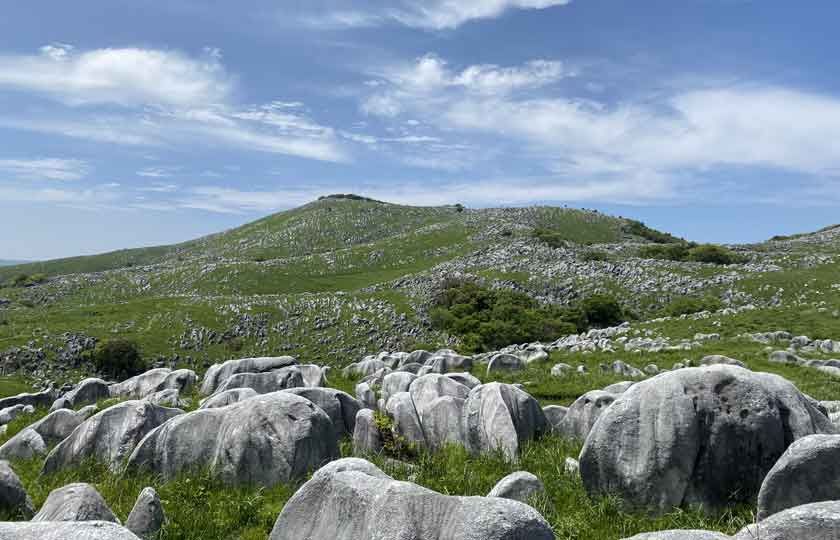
[[0, 376, 32, 398]]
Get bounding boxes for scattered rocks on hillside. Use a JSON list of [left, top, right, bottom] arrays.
[[109, 368, 196, 400], [757, 434, 840, 520], [127, 391, 338, 487], [0, 405, 97, 460], [0, 460, 33, 518], [268, 458, 554, 540], [0, 404, 34, 425], [32, 483, 119, 523], [43, 401, 183, 473], [621, 531, 730, 540], [580, 365, 836, 515]]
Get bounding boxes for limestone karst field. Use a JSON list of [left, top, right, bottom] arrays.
[[1, 196, 840, 539]]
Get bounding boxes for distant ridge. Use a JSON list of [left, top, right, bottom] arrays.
[[0, 260, 28, 267]]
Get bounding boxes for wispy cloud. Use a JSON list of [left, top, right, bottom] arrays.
[[303, 0, 573, 30], [0, 158, 89, 181], [0, 44, 232, 107], [360, 54, 840, 200]]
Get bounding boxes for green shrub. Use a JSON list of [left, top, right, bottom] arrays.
[[637, 242, 695, 261], [580, 250, 610, 262], [92, 339, 147, 379], [533, 228, 568, 248], [687, 244, 744, 265], [374, 411, 417, 460], [664, 295, 723, 317], [580, 294, 625, 328], [430, 282, 581, 353], [8, 273, 47, 288], [623, 220, 682, 244]]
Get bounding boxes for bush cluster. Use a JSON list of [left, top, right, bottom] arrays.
[[623, 220, 682, 244], [638, 242, 744, 265], [5, 273, 46, 288], [430, 282, 625, 353], [90, 339, 147, 380]]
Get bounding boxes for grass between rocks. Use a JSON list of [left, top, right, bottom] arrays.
[[4, 435, 754, 540]]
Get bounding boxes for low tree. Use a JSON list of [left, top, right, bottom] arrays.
[[92, 339, 147, 380]]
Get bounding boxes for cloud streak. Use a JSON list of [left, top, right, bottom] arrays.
[[0, 158, 89, 181]]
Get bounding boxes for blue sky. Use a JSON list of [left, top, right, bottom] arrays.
[[2, 1, 840, 260]]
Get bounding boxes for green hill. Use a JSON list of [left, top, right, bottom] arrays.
[[1, 195, 837, 384]]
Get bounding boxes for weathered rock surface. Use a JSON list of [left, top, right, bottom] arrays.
[[0, 460, 33, 518], [462, 382, 547, 460], [200, 356, 297, 395], [0, 388, 54, 411], [0, 405, 97, 460], [734, 501, 840, 540], [621, 531, 730, 540], [213, 366, 304, 395], [125, 487, 164, 540], [383, 391, 426, 449], [580, 365, 836, 515], [269, 458, 554, 540], [486, 353, 524, 374], [51, 378, 110, 411], [43, 401, 183, 473], [0, 522, 142, 540], [352, 408, 382, 455], [109, 369, 196, 400], [284, 387, 360, 437], [127, 391, 338, 487], [556, 390, 615, 440], [543, 405, 568, 433], [32, 483, 119, 523], [700, 355, 746, 368], [757, 434, 840, 520], [487, 471, 545, 503], [198, 388, 259, 409]]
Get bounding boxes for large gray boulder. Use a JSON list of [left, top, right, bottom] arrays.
[[125, 487, 164, 540], [768, 350, 803, 365], [284, 387, 361, 438], [409, 374, 470, 421], [622, 532, 730, 540], [383, 392, 426, 449], [0, 388, 54, 410], [352, 409, 382, 455], [0, 522, 141, 540], [198, 388, 259, 409], [446, 372, 481, 389], [296, 364, 327, 388], [580, 365, 836, 515], [699, 355, 746, 368], [127, 391, 338, 487], [487, 471, 545, 503], [213, 366, 304, 395], [342, 358, 386, 379], [0, 460, 33, 518], [556, 390, 615, 441], [51, 378, 110, 411], [200, 356, 297, 395], [109, 369, 196, 400], [757, 434, 840, 520], [462, 382, 547, 460], [425, 352, 473, 373], [734, 501, 840, 539], [43, 401, 183, 473], [0, 404, 32, 425], [543, 405, 569, 434], [486, 353, 525, 374], [269, 458, 554, 540], [381, 372, 417, 404], [0, 405, 98, 460], [32, 483, 118, 522]]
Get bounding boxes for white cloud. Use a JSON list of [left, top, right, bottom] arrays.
[[0, 158, 89, 181], [304, 0, 572, 30], [361, 54, 840, 200], [0, 45, 233, 107]]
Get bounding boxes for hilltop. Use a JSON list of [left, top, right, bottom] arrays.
[[0, 196, 837, 385]]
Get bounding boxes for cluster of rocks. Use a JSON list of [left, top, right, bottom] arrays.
[[0, 461, 164, 539]]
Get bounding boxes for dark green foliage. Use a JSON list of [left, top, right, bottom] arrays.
[[580, 250, 611, 262], [430, 282, 580, 353], [373, 411, 417, 460], [91, 339, 147, 379], [623, 220, 683, 244], [664, 295, 723, 317], [454, 203, 465, 213], [533, 227, 569, 248], [638, 242, 744, 265], [688, 244, 745, 265], [7, 273, 46, 288], [317, 193, 383, 203], [580, 294, 625, 328]]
